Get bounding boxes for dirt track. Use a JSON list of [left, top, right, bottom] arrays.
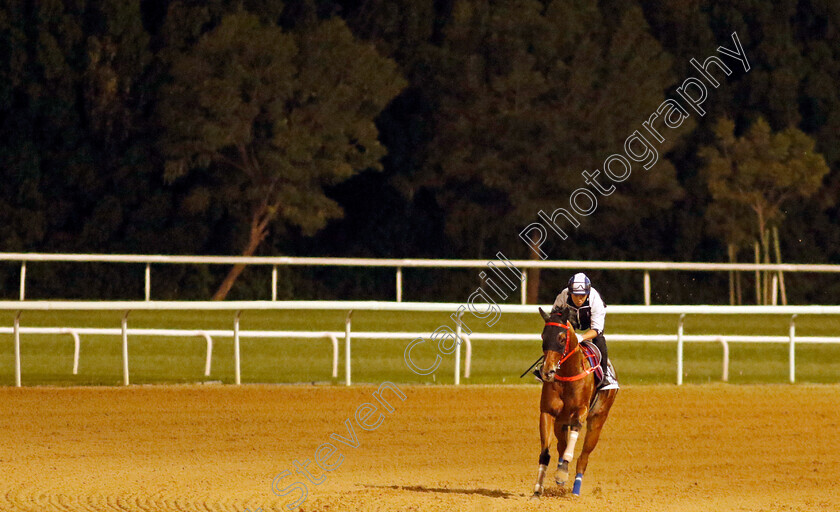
[[0, 384, 838, 512]]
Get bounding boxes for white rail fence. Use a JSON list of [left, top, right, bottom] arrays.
[[4, 253, 840, 304], [2, 301, 839, 387]]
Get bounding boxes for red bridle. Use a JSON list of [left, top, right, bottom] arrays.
[[543, 320, 596, 381], [544, 321, 574, 360]]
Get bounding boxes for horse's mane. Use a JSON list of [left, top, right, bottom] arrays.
[[549, 306, 570, 324]]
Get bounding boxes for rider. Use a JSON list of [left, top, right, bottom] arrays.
[[553, 272, 612, 382]]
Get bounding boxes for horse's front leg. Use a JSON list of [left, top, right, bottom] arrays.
[[554, 406, 587, 486], [532, 383, 562, 499], [531, 411, 555, 499]]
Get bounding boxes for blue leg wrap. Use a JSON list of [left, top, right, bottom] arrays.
[[572, 473, 583, 495]]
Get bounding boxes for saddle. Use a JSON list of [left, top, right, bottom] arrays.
[[580, 342, 619, 391], [580, 342, 604, 384]]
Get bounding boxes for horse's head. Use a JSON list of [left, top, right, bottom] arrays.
[[537, 307, 577, 382]]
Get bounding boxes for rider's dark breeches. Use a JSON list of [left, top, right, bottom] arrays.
[[592, 332, 608, 374]]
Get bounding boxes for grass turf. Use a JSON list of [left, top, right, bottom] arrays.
[[0, 309, 838, 386]]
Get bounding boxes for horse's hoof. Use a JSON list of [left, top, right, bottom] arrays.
[[555, 461, 569, 486], [572, 473, 583, 496], [530, 493, 541, 501]]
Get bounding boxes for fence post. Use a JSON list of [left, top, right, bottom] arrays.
[[234, 310, 241, 385], [122, 311, 130, 386], [14, 311, 21, 387], [676, 313, 685, 385], [789, 314, 797, 384], [272, 265, 278, 301], [70, 330, 80, 375], [396, 267, 402, 302], [719, 337, 729, 382], [326, 334, 339, 378], [521, 270, 527, 305], [145, 263, 151, 301], [201, 333, 213, 377], [462, 334, 472, 378], [345, 311, 353, 386], [19, 262, 26, 301], [454, 310, 462, 385], [643, 271, 651, 305]]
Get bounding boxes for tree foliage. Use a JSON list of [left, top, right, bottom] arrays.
[[700, 117, 830, 245], [159, 10, 405, 298], [411, 1, 684, 260]]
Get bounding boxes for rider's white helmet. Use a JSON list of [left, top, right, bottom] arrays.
[[567, 272, 591, 296]]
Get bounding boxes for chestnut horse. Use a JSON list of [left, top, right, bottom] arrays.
[[531, 307, 618, 499]]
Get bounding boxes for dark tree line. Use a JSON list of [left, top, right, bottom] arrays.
[[0, 0, 838, 304]]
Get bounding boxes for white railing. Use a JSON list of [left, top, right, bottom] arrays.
[[2, 301, 839, 387], [4, 252, 840, 304], [0, 324, 341, 384]]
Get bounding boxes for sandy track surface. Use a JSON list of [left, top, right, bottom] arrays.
[[0, 384, 838, 511]]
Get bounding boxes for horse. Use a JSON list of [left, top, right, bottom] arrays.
[[530, 307, 618, 499]]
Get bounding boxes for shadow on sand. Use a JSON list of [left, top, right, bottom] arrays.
[[365, 484, 519, 499]]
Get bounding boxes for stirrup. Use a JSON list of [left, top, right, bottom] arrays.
[[598, 362, 619, 390]]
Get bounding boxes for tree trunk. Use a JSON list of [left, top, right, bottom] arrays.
[[526, 265, 541, 304], [772, 226, 787, 305], [761, 228, 771, 305], [753, 241, 761, 305], [755, 206, 767, 305], [526, 231, 541, 304], [212, 204, 276, 301]]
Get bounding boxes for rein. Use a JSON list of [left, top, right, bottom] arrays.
[[553, 365, 598, 382]]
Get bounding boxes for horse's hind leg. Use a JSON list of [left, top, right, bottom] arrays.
[[573, 389, 618, 495], [531, 411, 555, 499]]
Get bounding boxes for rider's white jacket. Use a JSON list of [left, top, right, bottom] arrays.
[[552, 288, 606, 335]]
